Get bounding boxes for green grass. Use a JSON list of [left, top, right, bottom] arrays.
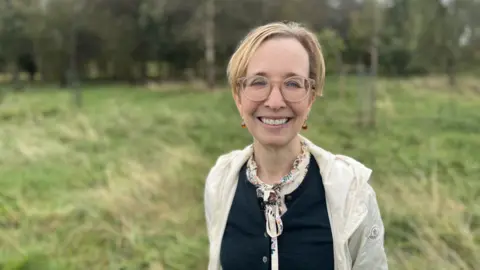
[[0, 77, 479, 270]]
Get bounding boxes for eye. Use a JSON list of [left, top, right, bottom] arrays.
[[247, 77, 268, 87], [284, 78, 304, 89]]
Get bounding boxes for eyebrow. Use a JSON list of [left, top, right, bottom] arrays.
[[251, 71, 303, 77]]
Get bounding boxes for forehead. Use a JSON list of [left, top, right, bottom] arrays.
[[246, 37, 309, 78]]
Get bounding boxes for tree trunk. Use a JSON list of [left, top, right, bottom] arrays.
[[69, 2, 82, 108], [205, 0, 216, 90], [356, 61, 366, 128], [446, 0, 458, 88], [446, 56, 456, 87], [10, 61, 22, 91], [337, 51, 345, 99], [369, 0, 379, 128]]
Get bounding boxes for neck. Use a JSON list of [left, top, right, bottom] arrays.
[[252, 135, 303, 185]]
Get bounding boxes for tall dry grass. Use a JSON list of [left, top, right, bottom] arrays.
[[0, 77, 479, 269]]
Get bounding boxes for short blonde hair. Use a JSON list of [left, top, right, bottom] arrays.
[[227, 21, 326, 97]]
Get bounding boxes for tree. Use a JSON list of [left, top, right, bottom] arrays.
[[317, 28, 347, 97], [204, 0, 216, 89], [414, 0, 474, 86], [348, 0, 383, 128], [69, 0, 84, 107], [369, 0, 380, 128], [0, 0, 29, 90]]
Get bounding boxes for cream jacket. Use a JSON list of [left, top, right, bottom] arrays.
[[204, 135, 389, 270]]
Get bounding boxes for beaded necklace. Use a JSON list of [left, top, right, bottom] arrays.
[[246, 140, 310, 270]]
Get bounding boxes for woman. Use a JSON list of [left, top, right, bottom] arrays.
[[204, 21, 388, 270]]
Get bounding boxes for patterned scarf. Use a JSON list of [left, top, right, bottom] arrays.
[[246, 140, 311, 270]]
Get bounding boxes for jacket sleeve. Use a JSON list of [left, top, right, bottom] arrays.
[[204, 153, 233, 242], [204, 159, 220, 270], [349, 184, 389, 270], [204, 152, 236, 270], [204, 159, 220, 243]]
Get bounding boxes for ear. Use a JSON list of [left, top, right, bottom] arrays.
[[307, 91, 316, 110]]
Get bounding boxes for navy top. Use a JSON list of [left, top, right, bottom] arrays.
[[220, 155, 334, 270]]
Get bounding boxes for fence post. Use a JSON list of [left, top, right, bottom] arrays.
[[356, 62, 367, 128]]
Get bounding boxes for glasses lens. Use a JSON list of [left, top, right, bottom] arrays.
[[282, 77, 309, 101], [243, 76, 270, 101]]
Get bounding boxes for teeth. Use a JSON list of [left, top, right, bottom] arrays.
[[260, 118, 288, 125]]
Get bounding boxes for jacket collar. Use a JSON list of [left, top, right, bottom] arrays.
[[230, 134, 333, 171], [228, 134, 356, 186], [224, 134, 371, 236]]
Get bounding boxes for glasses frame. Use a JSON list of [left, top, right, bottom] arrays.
[[236, 75, 316, 103]]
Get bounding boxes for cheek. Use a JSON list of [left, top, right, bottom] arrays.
[[240, 99, 259, 116], [291, 103, 310, 119]]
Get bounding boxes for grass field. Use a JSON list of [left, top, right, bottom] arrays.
[[0, 77, 479, 270]]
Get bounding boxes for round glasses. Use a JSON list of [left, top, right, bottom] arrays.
[[237, 75, 315, 102]]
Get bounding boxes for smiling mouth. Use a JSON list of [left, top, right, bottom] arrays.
[[257, 117, 292, 126]]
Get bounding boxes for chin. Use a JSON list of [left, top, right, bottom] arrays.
[[253, 132, 298, 148], [246, 117, 302, 148]]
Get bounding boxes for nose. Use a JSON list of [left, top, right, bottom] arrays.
[[263, 84, 286, 109]]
